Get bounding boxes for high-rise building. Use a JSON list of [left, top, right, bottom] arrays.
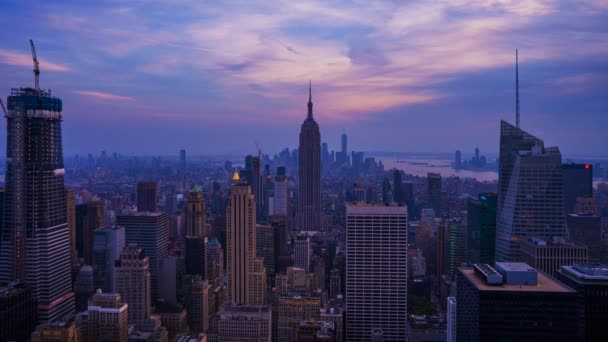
[[252, 156, 264, 220], [1, 87, 75, 322], [341, 132, 347, 156], [0, 282, 37, 342], [273, 168, 288, 216], [454, 150, 462, 169], [87, 290, 128, 342], [113, 245, 151, 325], [448, 218, 467, 280], [137, 181, 158, 212], [496, 121, 566, 262], [446, 297, 456, 342], [92, 225, 126, 292], [296, 320, 335, 342], [456, 263, 578, 341], [116, 212, 169, 301], [74, 265, 95, 312], [66, 188, 78, 271], [75, 199, 104, 264], [562, 163, 593, 213], [346, 204, 408, 341], [185, 185, 208, 278], [226, 171, 267, 305], [427, 172, 442, 216], [294, 235, 311, 272], [567, 213, 602, 262], [271, 216, 290, 274], [189, 275, 210, 333], [520, 236, 588, 277], [467, 193, 497, 264], [298, 83, 322, 231], [392, 170, 403, 204], [256, 224, 275, 278], [208, 303, 271, 342], [557, 264, 608, 342], [158, 255, 189, 306]]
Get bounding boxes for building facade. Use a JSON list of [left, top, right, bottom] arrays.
[[87, 291, 128, 342], [467, 193, 497, 264], [520, 236, 588, 277], [113, 245, 151, 325], [136, 181, 158, 212], [92, 225, 125, 292]]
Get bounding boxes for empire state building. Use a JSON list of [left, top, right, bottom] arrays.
[[298, 82, 322, 231]]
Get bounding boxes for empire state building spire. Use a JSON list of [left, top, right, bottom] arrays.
[[307, 80, 313, 120]]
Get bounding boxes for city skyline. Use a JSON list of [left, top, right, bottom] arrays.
[[1, 1, 607, 156]]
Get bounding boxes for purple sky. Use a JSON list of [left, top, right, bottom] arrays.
[[1, 0, 607, 157]]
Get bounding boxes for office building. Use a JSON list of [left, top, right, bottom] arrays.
[[392, 170, 403, 204], [446, 297, 456, 342], [298, 83, 322, 231], [137, 181, 158, 212], [520, 236, 588, 277], [87, 290, 128, 342], [226, 171, 267, 305], [427, 173, 442, 216], [66, 188, 78, 271], [257, 224, 275, 278], [74, 265, 95, 312], [271, 216, 290, 274], [467, 193, 497, 264], [208, 303, 271, 342], [294, 235, 311, 272], [567, 213, 603, 262], [273, 167, 288, 216], [157, 303, 188, 340], [114, 245, 151, 325], [31, 317, 81, 342], [448, 218, 467, 280], [0, 282, 37, 342], [92, 225, 125, 292], [496, 121, 566, 262], [276, 295, 321, 342], [75, 199, 104, 264], [186, 185, 206, 237], [456, 263, 577, 341], [1, 87, 74, 322], [562, 163, 593, 213], [116, 212, 169, 301], [158, 255, 189, 305], [346, 204, 408, 341], [185, 236, 208, 278], [557, 264, 608, 342], [296, 320, 335, 342], [189, 275, 210, 333]]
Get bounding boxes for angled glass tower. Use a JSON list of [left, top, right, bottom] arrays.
[[495, 120, 566, 261], [1, 87, 74, 322]]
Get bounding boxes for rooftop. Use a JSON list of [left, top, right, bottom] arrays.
[[459, 267, 573, 293], [559, 264, 608, 283], [346, 203, 407, 216]]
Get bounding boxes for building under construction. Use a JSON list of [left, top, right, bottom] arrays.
[[0, 41, 75, 322]]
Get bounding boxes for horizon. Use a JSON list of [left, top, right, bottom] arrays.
[[1, 1, 607, 156]]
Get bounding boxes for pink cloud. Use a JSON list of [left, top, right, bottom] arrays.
[[0, 49, 70, 72], [74, 90, 133, 101]]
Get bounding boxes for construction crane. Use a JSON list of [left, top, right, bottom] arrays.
[[255, 140, 262, 158], [30, 39, 40, 93]]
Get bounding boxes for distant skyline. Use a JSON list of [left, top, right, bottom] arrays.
[[1, 0, 607, 156]]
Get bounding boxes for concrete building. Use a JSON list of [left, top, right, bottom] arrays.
[[346, 204, 408, 341], [116, 212, 169, 301], [208, 303, 271, 342], [294, 235, 311, 272], [567, 213, 603, 262], [75, 199, 104, 264], [226, 172, 267, 305], [298, 83, 322, 231], [496, 121, 566, 262], [296, 320, 335, 341], [557, 264, 608, 342], [446, 297, 456, 342], [87, 290, 128, 342], [273, 168, 288, 216], [256, 224, 275, 278], [456, 263, 577, 341], [66, 188, 78, 274], [189, 275, 210, 334], [74, 265, 95, 311], [520, 236, 588, 277], [275, 295, 321, 342], [114, 245, 151, 326], [562, 163, 593, 213]]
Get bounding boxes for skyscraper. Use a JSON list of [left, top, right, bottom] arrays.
[[294, 235, 311, 272], [137, 181, 158, 212], [392, 169, 403, 204], [520, 236, 588, 277], [185, 185, 208, 277], [298, 82, 322, 231], [0, 282, 37, 342], [114, 244, 151, 325], [495, 121, 566, 261], [467, 193, 497, 264], [189, 275, 210, 333], [226, 171, 267, 305], [87, 290, 129, 342], [1, 87, 74, 322], [66, 188, 78, 271], [346, 204, 408, 341], [567, 213, 602, 262], [208, 303, 271, 341], [92, 225, 126, 292], [75, 198, 104, 264], [273, 167, 288, 216], [116, 212, 169, 301], [562, 163, 593, 213], [427, 172, 442, 216]]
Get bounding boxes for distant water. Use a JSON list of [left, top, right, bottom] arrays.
[[379, 157, 498, 182]]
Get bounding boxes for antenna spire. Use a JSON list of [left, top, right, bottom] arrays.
[[307, 80, 313, 120], [516, 49, 520, 128]]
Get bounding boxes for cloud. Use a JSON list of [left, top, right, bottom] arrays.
[[74, 90, 134, 101], [0, 49, 70, 72]]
